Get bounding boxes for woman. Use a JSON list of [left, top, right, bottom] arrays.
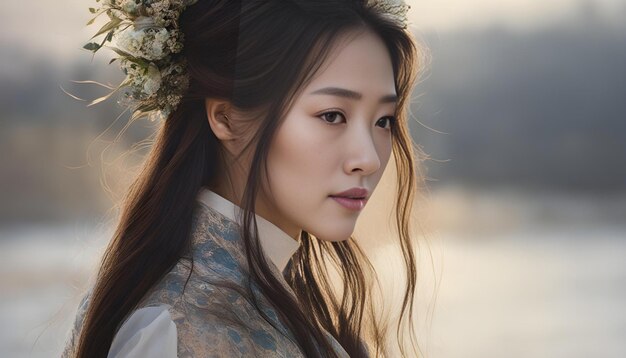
[[63, 0, 427, 357]]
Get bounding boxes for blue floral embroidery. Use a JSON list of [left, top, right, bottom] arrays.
[[61, 199, 356, 358], [251, 329, 278, 351], [227, 328, 242, 343], [210, 247, 239, 271]]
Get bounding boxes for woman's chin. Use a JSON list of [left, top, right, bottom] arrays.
[[309, 225, 356, 243]]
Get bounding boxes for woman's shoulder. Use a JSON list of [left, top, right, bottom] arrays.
[[108, 258, 261, 357], [112, 298, 294, 358], [61, 288, 93, 358], [132, 263, 307, 356], [108, 305, 177, 358], [126, 266, 277, 356]]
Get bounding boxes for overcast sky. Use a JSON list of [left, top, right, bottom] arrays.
[[409, 0, 626, 32]]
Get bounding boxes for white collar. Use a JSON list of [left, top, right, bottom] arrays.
[[195, 187, 300, 272]]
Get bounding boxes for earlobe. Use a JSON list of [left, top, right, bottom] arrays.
[[205, 98, 234, 141]]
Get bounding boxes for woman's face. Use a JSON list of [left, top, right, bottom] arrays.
[[257, 29, 397, 242]]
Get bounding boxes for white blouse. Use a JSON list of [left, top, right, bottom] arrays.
[[107, 187, 301, 358]]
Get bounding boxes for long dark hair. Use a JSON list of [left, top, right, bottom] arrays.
[[73, 1, 428, 357]]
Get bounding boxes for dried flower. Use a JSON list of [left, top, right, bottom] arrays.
[[83, 0, 198, 121]]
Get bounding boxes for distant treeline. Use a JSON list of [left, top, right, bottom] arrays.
[[411, 15, 626, 192]]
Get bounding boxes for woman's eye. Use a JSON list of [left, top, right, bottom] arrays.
[[377, 116, 397, 130], [318, 111, 397, 129], [318, 111, 346, 124]]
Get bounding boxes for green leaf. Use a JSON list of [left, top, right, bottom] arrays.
[[92, 29, 115, 53], [85, 7, 109, 26], [106, 46, 132, 58], [90, 17, 123, 40], [89, 7, 96, 14], [124, 56, 150, 69], [108, 10, 123, 22], [109, 58, 118, 65], [83, 42, 102, 52]]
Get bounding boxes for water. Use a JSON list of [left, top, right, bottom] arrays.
[[421, 227, 626, 358], [1, 223, 625, 357]]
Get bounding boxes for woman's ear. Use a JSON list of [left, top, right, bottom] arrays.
[[205, 98, 234, 141]]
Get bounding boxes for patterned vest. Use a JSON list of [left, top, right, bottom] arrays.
[[62, 200, 359, 357]]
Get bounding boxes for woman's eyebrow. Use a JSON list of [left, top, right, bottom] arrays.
[[309, 86, 397, 104]]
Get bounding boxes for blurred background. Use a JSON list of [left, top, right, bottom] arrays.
[[1, 0, 625, 357]]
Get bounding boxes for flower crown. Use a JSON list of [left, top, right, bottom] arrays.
[[366, 0, 411, 29], [84, 0, 410, 122]]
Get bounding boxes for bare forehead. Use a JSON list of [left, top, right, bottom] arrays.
[[316, 30, 392, 74], [303, 31, 397, 103]]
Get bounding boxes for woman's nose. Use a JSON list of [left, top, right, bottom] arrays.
[[343, 125, 381, 176]]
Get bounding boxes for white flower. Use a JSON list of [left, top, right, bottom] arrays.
[[149, 42, 164, 59], [119, 60, 143, 88], [114, 26, 172, 61], [115, 28, 145, 57], [149, 28, 171, 58], [120, 0, 140, 14], [154, 28, 170, 44], [143, 64, 162, 96]]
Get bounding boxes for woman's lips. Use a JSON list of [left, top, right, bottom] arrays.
[[329, 195, 367, 211]]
